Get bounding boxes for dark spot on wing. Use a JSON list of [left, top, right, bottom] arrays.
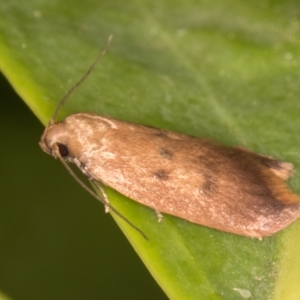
[[159, 148, 173, 159], [257, 156, 283, 170], [154, 132, 168, 138], [153, 169, 169, 180], [202, 174, 216, 195]]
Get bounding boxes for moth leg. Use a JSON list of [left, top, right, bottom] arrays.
[[74, 159, 110, 212], [155, 210, 163, 222], [53, 146, 148, 240], [91, 179, 110, 213]]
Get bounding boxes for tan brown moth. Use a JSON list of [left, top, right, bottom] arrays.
[[40, 37, 300, 239]]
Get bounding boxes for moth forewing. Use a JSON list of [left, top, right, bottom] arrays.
[[40, 112, 300, 238]]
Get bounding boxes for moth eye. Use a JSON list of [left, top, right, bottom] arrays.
[[57, 143, 69, 157]]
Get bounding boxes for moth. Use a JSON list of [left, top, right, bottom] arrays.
[[39, 37, 300, 238]]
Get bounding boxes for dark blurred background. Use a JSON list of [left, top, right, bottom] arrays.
[[0, 73, 167, 300]]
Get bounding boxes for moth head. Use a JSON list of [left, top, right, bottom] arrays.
[[39, 122, 69, 158]]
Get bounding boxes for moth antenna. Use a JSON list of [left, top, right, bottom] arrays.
[[50, 35, 113, 125], [90, 179, 149, 240], [56, 150, 149, 240]]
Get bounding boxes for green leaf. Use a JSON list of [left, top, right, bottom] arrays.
[[0, 291, 12, 300], [1, 1, 300, 299]]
